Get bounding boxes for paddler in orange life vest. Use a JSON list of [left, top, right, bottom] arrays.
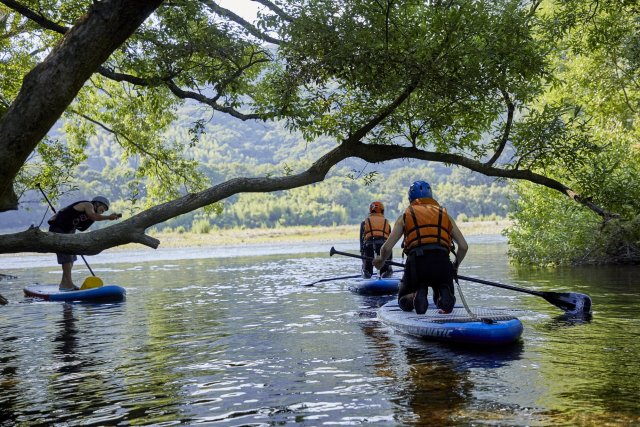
[[359, 201, 393, 278], [373, 181, 468, 314]]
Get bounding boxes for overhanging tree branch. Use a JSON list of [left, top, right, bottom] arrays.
[[2, 0, 269, 124], [347, 78, 421, 143], [485, 89, 514, 167], [0, 138, 615, 254], [0, 0, 164, 211], [164, 80, 265, 120], [346, 141, 616, 219], [0, 0, 68, 33], [202, 0, 283, 45], [0, 140, 353, 254], [0, 82, 616, 255], [251, 0, 294, 22]]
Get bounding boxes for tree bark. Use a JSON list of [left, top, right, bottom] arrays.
[[0, 0, 616, 255], [0, 0, 163, 211], [0, 137, 615, 255]]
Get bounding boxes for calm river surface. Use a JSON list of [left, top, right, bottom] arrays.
[[1, 236, 639, 426]]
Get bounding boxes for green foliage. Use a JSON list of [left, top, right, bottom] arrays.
[[508, 124, 640, 265], [191, 218, 211, 234], [261, 0, 546, 157], [507, 0, 640, 265], [508, 182, 640, 265], [3, 0, 638, 266], [506, 183, 600, 265], [15, 137, 87, 202]]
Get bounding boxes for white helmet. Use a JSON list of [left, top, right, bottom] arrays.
[[91, 196, 110, 210]]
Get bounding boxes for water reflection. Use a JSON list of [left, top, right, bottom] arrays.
[[1, 242, 639, 425], [0, 333, 19, 425], [54, 304, 78, 366], [354, 293, 524, 426], [515, 262, 640, 426]]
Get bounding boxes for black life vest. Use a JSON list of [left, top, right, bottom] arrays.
[[48, 201, 95, 233]]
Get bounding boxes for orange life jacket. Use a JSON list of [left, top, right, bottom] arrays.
[[363, 213, 391, 241], [403, 198, 452, 253]]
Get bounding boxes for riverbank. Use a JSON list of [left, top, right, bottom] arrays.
[[128, 219, 511, 249], [0, 220, 510, 269]]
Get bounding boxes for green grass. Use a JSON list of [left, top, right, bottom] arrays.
[[123, 220, 510, 249]]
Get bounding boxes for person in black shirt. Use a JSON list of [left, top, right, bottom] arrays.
[[48, 196, 121, 290]]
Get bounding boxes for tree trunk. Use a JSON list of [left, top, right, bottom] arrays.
[[0, 138, 615, 255], [0, 0, 163, 211]]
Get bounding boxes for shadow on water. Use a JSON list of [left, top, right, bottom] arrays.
[[2, 242, 640, 425], [354, 295, 524, 426], [544, 312, 593, 329], [0, 334, 19, 425], [513, 263, 640, 426]]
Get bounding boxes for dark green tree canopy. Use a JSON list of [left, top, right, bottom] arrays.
[[0, 0, 636, 256]]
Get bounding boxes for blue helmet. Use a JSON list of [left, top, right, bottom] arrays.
[[408, 181, 432, 202]]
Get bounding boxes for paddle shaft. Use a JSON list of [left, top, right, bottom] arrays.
[[457, 275, 543, 297], [303, 274, 363, 287], [304, 268, 405, 287], [330, 247, 544, 296], [37, 184, 97, 277], [330, 247, 405, 267], [329, 246, 591, 314]]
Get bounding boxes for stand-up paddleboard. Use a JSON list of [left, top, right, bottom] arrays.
[[349, 276, 400, 295], [379, 300, 523, 346], [24, 284, 126, 303]]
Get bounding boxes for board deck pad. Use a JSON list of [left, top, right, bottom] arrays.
[[379, 300, 523, 345]]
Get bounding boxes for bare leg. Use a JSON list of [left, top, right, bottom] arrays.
[[59, 262, 76, 290]]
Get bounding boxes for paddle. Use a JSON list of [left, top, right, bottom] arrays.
[[302, 269, 404, 287], [330, 246, 404, 267], [456, 275, 592, 315], [37, 184, 104, 289], [329, 246, 592, 315], [302, 274, 363, 287]]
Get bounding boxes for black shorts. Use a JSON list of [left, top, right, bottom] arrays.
[[399, 249, 453, 298], [49, 225, 77, 265], [362, 239, 391, 275]]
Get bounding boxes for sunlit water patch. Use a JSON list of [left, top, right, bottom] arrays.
[[1, 238, 639, 425]]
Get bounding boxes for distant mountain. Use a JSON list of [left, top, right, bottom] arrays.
[[1, 107, 510, 233]]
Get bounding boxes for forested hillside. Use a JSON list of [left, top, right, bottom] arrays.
[[4, 0, 635, 265], [2, 105, 510, 233]]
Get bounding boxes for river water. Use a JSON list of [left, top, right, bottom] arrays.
[[1, 236, 639, 426]]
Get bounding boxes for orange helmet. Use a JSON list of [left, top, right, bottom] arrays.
[[369, 201, 384, 214]]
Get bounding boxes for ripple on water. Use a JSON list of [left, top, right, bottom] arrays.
[[2, 244, 640, 426]]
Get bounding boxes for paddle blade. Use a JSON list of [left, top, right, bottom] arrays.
[[81, 276, 104, 290], [543, 291, 592, 315]]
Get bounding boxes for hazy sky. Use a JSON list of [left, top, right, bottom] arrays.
[[216, 0, 261, 21]]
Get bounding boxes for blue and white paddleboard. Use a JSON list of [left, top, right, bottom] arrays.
[[379, 300, 523, 346], [24, 284, 126, 303], [349, 276, 401, 295]]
